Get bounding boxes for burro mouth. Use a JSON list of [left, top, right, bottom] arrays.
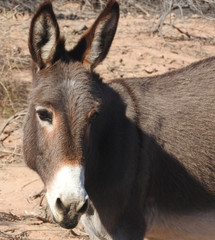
[[52, 198, 89, 229], [55, 213, 79, 229], [46, 165, 89, 229]]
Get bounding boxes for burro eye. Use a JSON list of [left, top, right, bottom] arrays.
[[36, 107, 53, 124]]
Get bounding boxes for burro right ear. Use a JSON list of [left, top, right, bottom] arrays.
[[71, 0, 120, 71], [29, 1, 64, 69]]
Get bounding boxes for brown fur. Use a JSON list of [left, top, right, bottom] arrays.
[[23, 1, 215, 239]]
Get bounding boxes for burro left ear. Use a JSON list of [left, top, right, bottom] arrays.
[[29, 0, 119, 71], [70, 0, 120, 70], [28, 1, 64, 69]]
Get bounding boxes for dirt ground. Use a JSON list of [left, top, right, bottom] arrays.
[[1, 2, 215, 240]]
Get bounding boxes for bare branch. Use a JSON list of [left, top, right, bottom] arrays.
[[0, 110, 26, 138]]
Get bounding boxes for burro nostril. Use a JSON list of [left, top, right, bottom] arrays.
[[55, 196, 89, 215], [56, 197, 67, 212], [77, 198, 89, 214]]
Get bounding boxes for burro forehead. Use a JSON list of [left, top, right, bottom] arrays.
[[31, 61, 101, 112]]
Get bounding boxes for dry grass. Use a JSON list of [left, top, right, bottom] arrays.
[[0, 230, 29, 240], [0, 0, 214, 118], [0, 211, 50, 240], [0, 0, 41, 13], [0, 78, 29, 117], [0, 9, 30, 118], [0, 0, 215, 16], [0, 212, 29, 239]]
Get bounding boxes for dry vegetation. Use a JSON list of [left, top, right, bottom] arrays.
[[0, 0, 215, 117], [1, 0, 215, 239], [0, 11, 30, 117]]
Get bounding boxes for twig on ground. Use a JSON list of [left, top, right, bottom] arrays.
[[0, 110, 26, 138], [28, 188, 46, 207], [0, 211, 50, 224], [0, 149, 22, 156], [21, 179, 40, 191], [171, 24, 191, 38], [0, 230, 29, 239], [151, 0, 173, 36]]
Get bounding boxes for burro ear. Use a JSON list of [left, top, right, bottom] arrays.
[[71, 0, 119, 70], [29, 1, 64, 69]]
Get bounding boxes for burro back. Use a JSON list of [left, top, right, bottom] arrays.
[[23, 1, 215, 240]]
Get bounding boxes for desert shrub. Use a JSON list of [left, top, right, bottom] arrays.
[[0, 0, 214, 117], [0, 78, 29, 117], [0, 0, 214, 17], [0, 47, 30, 117]]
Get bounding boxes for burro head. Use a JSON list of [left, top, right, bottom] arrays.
[[23, 0, 119, 229]]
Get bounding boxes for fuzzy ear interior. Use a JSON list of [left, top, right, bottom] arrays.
[[70, 0, 119, 70], [29, 1, 63, 69]]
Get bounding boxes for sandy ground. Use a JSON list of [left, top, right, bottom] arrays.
[[1, 2, 215, 239]]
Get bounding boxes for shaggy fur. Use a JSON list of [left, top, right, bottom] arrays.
[[23, 1, 215, 239]]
